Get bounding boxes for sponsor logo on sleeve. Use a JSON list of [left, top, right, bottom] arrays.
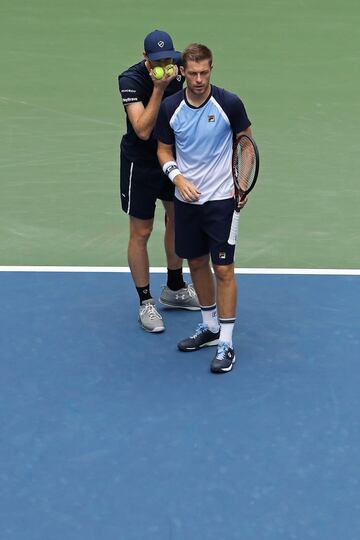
[[122, 97, 138, 103], [121, 89, 138, 104]]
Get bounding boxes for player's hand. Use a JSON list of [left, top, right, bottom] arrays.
[[174, 175, 201, 202], [150, 65, 179, 89], [237, 195, 248, 210]]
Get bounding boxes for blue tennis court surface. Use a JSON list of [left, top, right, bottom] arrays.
[[1, 271, 359, 539]]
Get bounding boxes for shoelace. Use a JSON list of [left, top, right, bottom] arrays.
[[186, 284, 197, 298], [142, 303, 162, 320], [191, 323, 208, 338], [216, 342, 230, 359]]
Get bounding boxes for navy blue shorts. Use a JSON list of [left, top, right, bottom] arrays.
[[174, 197, 236, 265], [120, 149, 175, 220]]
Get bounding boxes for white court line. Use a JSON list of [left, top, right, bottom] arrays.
[[0, 266, 359, 275]]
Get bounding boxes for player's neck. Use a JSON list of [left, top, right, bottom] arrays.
[[185, 85, 211, 107]]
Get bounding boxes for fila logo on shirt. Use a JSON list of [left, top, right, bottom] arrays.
[[208, 115, 215, 122]]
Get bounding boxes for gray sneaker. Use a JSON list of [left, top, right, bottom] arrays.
[[138, 299, 165, 333], [159, 283, 200, 311]]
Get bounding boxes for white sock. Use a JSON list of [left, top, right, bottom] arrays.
[[200, 304, 219, 333], [219, 318, 236, 347]]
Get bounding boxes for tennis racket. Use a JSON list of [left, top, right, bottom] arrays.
[[227, 134, 260, 245]]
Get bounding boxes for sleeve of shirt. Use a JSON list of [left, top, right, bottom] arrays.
[[153, 102, 175, 145], [118, 75, 145, 108], [222, 91, 251, 134]]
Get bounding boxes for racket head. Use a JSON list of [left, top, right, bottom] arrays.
[[232, 134, 260, 197]]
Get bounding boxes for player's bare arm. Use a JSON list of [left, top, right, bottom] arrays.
[[126, 65, 179, 141], [157, 140, 201, 202]]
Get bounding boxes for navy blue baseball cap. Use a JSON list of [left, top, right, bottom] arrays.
[[144, 30, 181, 61]]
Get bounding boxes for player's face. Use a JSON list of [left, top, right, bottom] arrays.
[[180, 59, 212, 96]]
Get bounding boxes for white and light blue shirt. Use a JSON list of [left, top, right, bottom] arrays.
[[155, 85, 251, 204]]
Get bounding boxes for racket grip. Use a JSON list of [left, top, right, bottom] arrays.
[[228, 210, 240, 245]]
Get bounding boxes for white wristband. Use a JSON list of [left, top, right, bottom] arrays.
[[162, 160, 181, 183]]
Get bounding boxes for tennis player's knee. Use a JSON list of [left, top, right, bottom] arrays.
[[188, 255, 210, 272], [130, 219, 153, 245], [213, 264, 235, 283], [134, 227, 152, 244]]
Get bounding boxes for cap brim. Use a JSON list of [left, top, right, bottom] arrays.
[[147, 50, 181, 61]]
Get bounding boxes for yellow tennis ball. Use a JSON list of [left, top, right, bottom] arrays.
[[165, 64, 174, 76], [153, 66, 165, 80]]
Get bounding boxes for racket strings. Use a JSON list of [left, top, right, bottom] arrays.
[[234, 140, 256, 193]]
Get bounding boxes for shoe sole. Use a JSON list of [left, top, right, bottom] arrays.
[[210, 355, 236, 374], [138, 319, 165, 333], [159, 299, 201, 311], [178, 338, 219, 352]]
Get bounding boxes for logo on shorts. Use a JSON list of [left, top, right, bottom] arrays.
[[219, 252, 226, 259], [208, 115, 215, 122]]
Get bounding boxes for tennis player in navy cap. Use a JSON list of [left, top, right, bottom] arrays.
[[118, 31, 199, 333]]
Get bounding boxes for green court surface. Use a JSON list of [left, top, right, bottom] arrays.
[[1, 0, 359, 268]]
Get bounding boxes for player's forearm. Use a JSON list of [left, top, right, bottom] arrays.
[[158, 146, 201, 202], [157, 146, 184, 185], [133, 87, 165, 140], [157, 144, 175, 168]]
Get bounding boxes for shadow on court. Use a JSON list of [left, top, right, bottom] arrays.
[[1, 271, 359, 540]]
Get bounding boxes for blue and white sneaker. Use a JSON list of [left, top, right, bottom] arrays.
[[177, 323, 220, 352], [210, 342, 236, 373]]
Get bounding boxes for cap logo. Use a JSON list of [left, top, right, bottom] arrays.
[[158, 40, 164, 48]]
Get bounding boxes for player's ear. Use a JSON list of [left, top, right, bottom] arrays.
[[180, 66, 185, 76]]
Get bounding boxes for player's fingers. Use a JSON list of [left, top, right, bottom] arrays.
[[164, 64, 179, 82], [184, 189, 197, 202], [178, 180, 200, 202], [179, 187, 191, 202], [238, 196, 248, 209], [187, 185, 201, 200]]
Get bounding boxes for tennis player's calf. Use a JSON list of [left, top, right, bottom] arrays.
[[188, 255, 216, 307], [128, 216, 154, 287], [213, 263, 237, 320]]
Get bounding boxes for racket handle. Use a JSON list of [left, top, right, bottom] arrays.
[[228, 210, 240, 245]]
